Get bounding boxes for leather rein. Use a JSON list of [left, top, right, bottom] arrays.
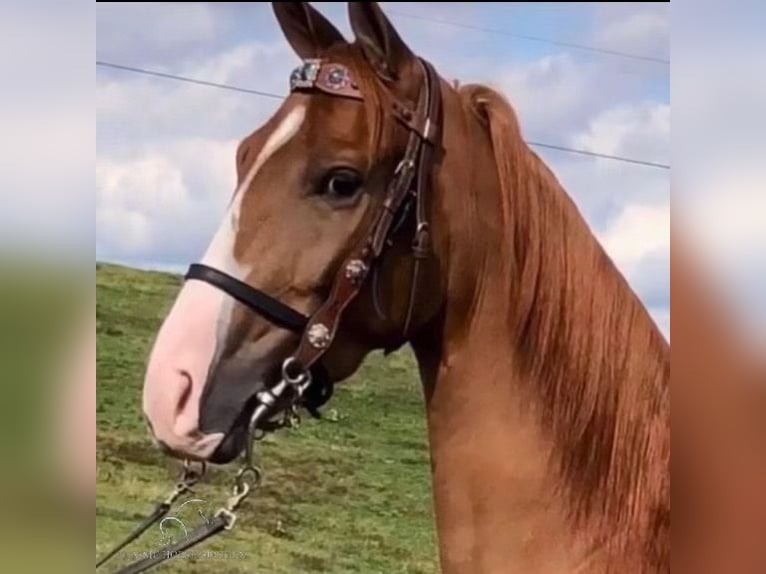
[[97, 57, 442, 574]]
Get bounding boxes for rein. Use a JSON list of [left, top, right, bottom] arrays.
[[96, 360, 309, 574], [97, 57, 442, 573]]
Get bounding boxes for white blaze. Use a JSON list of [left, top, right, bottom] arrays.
[[201, 105, 307, 277]]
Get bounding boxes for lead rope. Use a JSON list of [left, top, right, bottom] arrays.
[[101, 358, 310, 574], [95, 460, 206, 569], [108, 452, 263, 574]]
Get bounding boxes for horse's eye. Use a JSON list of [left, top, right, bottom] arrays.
[[319, 168, 363, 201]]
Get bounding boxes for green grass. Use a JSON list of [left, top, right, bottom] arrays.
[[96, 263, 439, 573]]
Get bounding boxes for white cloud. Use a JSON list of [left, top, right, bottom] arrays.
[[595, 200, 670, 338], [599, 201, 670, 273], [499, 54, 596, 138], [573, 102, 669, 164], [96, 139, 237, 264], [544, 101, 670, 230], [97, 41, 290, 150], [97, 209, 151, 253], [559, 102, 671, 323], [495, 51, 667, 151], [96, 39, 294, 265], [181, 41, 293, 86]]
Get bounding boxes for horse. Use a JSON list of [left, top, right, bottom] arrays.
[[141, 3, 670, 573]]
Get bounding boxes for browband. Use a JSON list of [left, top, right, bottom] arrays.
[[290, 59, 363, 100]]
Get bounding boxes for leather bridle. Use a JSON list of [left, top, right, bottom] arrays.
[[187, 56, 442, 409], [97, 57, 442, 574]]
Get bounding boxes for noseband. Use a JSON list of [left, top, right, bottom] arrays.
[[186, 57, 443, 405]]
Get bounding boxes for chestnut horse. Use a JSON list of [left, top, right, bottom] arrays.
[[142, 3, 669, 573]]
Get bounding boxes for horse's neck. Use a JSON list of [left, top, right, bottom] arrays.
[[411, 208, 603, 572], [413, 317, 603, 574]]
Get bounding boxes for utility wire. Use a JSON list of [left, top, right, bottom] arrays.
[[95, 60, 285, 100], [385, 9, 670, 65], [96, 60, 670, 170], [526, 141, 669, 169]]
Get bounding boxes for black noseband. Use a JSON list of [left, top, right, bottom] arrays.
[[185, 264, 309, 333]]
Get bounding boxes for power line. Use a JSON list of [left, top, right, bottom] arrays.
[[526, 141, 669, 169], [95, 60, 285, 100], [385, 9, 670, 65], [96, 60, 670, 170]]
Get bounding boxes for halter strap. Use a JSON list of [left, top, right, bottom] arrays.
[[404, 60, 442, 336]]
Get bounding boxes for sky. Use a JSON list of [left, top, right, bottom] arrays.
[[95, 2, 671, 337]]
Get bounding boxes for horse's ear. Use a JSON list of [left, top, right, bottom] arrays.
[[348, 2, 416, 83], [272, 2, 346, 59]]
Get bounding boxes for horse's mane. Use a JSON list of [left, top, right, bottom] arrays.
[[460, 85, 670, 571]]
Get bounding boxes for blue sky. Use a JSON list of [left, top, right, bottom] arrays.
[[96, 2, 670, 336]]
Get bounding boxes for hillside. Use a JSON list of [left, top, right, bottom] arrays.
[[96, 263, 438, 573]]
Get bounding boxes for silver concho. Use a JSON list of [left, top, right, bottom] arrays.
[[325, 65, 349, 90], [344, 259, 368, 284], [307, 323, 331, 349], [290, 59, 322, 91]]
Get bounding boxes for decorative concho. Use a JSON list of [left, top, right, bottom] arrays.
[[325, 65, 350, 90], [344, 259, 368, 284], [290, 58, 322, 91], [307, 323, 332, 349]]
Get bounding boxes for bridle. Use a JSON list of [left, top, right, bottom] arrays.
[[188, 55, 442, 392], [97, 56, 442, 574]]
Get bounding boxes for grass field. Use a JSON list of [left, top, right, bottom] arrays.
[[96, 263, 439, 573]]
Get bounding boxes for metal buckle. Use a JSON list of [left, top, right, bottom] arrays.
[[394, 158, 414, 176], [216, 508, 238, 531], [282, 356, 309, 386]]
